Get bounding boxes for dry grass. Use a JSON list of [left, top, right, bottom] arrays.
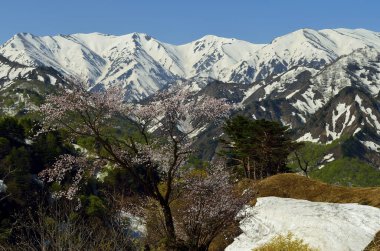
[[251, 173, 380, 208], [208, 223, 241, 251], [365, 231, 380, 251]]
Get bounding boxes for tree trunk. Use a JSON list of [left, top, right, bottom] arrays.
[[243, 159, 249, 179], [247, 157, 251, 179], [160, 200, 177, 247]]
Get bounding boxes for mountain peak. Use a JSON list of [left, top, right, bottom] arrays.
[[13, 32, 35, 40], [1, 28, 380, 101], [198, 34, 233, 41]]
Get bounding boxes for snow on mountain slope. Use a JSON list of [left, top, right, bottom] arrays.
[[312, 47, 380, 101], [0, 55, 35, 88], [290, 47, 380, 144], [0, 54, 63, 89], [210, 28, 380, 85], [1, 29, 380, 100], [0, 54, 67, 115], [175, 35, 263, 79], [245, 29, 380, 81], [0, 33, 107, 84], [226, 197, 380, 251], [319, 28, 380, 55], [295, 86, 380, 147], [0, 32, 262, 100], [240, 47, 380, 125]]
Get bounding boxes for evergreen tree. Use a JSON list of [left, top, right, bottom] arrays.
[[222, 116, 299, 179], [0, 116, 74, 245], [0, 117, 25, 146]]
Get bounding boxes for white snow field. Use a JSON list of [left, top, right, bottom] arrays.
[[226, 197, 380, 251]]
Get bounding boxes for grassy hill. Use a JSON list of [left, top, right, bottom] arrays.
[[252, 173, 380, 207]]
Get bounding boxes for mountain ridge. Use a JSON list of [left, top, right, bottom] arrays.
[[1, 28, 380, 100], [1, 28, 380, 169]]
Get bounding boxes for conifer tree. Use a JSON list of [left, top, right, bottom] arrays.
[[222, 116, 299, 179]]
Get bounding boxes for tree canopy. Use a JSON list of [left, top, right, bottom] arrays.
[[222, 115, 299, 180]]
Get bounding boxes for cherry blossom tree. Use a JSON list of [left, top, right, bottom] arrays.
[[39, 154, 93, 201], [39, 84, 231, 247], [174, 163, 252, 251]]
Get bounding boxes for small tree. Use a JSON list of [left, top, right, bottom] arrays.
[[174, 164, 252, 251], [222, 116, 299, 180], [288, 142, 324, 177], [39, 84, 230, 248], [294, 148, 310, 177]]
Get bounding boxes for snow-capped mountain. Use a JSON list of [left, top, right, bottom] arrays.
[[0, 54, 66, 115], [0, 32, 262, 100], [2, 28, 380, 166], [1, 28, 380, 100], [238, 47, 380, 124]]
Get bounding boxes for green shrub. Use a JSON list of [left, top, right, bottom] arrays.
[[253, 232, 319, 251], [84, 195, 107, 218]]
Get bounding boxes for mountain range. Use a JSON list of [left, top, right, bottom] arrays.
[[1, 28, 380, 171], [1, 28, 379, 99]]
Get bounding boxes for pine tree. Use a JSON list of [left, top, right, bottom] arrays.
[[222, 116, 299, 179]]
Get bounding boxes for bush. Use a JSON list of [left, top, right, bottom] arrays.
[[84, 195, 107, 217], [253, 232, 319, 251]]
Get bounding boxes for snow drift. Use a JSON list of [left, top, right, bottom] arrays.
[[226, 196, 380, 251]]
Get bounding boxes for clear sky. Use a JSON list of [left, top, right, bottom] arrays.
[[1, 0, 379, 45]]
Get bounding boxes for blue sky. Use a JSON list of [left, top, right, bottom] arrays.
[[1, 0, 379, 45]]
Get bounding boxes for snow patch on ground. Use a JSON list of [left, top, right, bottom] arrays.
[[187, 82, 202, 92], [297, 113, 307, 123], [297, 132, 319, 143], [188, 125, 207, 138], [322, 153, 334, 162], [318, 164, 325, 169], [241, 84, 261, 103], [325, 103, 355, 142], [0, 180, 6, 193], [361, 141, 380, 153], [355, 94, 363, 106], [362, 107, 380, 133], [292, 90, 324, 114], [37, 75, 44, 82], [354, 127, 362, 135], [286, 89, 300, 99], [226, 197, 380, 251], [119, 211, 146, 238]]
